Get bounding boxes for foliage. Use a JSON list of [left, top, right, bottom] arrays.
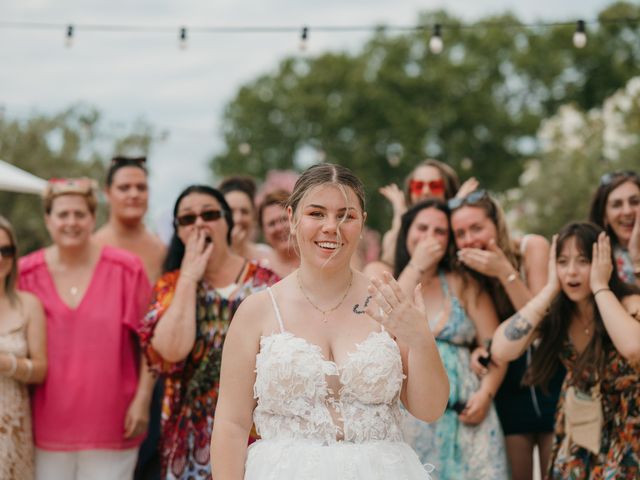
[[511, 75, 640, 237], [0, 104, 157, 253], [211, 2, 640, 232]]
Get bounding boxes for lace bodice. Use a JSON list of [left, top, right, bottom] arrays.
[[253, 288, 406, 444]]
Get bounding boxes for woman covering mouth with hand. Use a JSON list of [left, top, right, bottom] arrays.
[[589, 170, 640, 287], [139, 185, 278, 480]]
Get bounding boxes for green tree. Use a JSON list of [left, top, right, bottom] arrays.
[[0, 104, 157, 253], [512, 75, 640, 237], [211, 2, 640, 233]]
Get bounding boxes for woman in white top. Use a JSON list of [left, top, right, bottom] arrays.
[[211, 163, 449, 479]]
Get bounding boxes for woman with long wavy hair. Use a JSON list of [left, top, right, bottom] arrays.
[[492, 222, 640, 478]]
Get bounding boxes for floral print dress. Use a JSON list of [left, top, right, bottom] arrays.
[[548, 338, 640, 479], [139, 262, 278, 480]]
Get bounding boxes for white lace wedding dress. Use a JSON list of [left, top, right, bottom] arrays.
[[244, 288, 433, 479]]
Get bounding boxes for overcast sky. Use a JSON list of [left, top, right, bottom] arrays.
[[2, 0, 613, 225]]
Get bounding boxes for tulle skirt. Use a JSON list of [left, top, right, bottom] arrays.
[[245, 439, 434, 480]]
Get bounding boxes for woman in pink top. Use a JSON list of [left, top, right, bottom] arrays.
[[18, 178, 155, 480]]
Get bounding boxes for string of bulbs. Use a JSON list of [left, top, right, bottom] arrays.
[[0, 17, 636, 52]]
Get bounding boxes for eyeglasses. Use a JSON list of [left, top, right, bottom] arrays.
[[409, 178, 445, 197], [0, 245, 16, 258], [175, 210, 224, 227], [446, 189, 488, 210], [599, 170, 639, 187]]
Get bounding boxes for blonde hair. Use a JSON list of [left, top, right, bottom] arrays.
[[43, 178, 98, 215], [0, 216, 19, 305]]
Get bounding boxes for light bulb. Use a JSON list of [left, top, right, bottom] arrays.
[[429, 24, 443, 54], [573, 20, 587, 48], [299, 26, 309, 51], [65, 24, 74, 48], [179, 27, 188, 50]]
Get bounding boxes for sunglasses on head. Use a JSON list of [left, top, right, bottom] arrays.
[[46, 177, 97, 196], [409, 178, 445, 196], [446, 189, 488, 211], [0, 245, 16, 258], [175, 210, 224, 227], [111, 156, 147, 166], [599, 170, 639, 187]]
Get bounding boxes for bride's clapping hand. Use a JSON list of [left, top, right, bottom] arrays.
[[366, 271, 430, 349]]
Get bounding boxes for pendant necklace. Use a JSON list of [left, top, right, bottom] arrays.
[[70, 286, 79, 296], [297, 270, 354, 323]]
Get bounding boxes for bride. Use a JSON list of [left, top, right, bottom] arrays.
[[211, 163, 449, 479]]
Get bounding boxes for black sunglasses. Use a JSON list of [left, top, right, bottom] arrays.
[[599, 170, 639, 187], [0, 245, 16, 258], [175, 210, 224, 227], [446, 189, 488, 211]]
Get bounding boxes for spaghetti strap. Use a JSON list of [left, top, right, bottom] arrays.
[[266, 287, 286, 333]]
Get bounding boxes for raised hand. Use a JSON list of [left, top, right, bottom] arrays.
[[457, 239, 513, 280], [366, 272, 430, 349], [411, 238, 445, 274], [379, 183, 407, 217], [455, 177, 479, 199], [590, 232, 613, 293], [180, 229, 214, 282], [542, 234, 561, 297]]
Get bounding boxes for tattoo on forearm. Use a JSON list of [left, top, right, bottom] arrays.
[[353, 296, 372, 314], [504, 312, 533, 341]]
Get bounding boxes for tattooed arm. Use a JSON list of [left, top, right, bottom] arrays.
[[492, 234, 561, 362], [491, 286, 557, 363]]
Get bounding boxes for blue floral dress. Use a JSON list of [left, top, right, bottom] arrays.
[[402, 271, 508, 480]]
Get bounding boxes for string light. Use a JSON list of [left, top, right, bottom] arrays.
[[573, 20, 587, 48], [65, 24, 74, 48], [429, 23, 443, 54], [0, 16, 634, 50], [299, 26, 309, 51], [179, 26, 188, 50]]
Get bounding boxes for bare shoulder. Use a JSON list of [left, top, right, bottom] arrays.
[[16, 291, 45, 323], [92, 225, 112, 245], [231, 288, 276, 336], [522, 234, 550, 259], [16, 290, 43, 311]]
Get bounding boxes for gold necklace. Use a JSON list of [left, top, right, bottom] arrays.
[[575, 317, 594, 335], [297, 270, 353, 323]]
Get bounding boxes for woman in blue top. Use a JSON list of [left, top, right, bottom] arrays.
[[395, 199, 508, 479]]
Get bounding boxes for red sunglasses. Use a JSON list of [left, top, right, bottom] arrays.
[[409, 178, 445, 196]]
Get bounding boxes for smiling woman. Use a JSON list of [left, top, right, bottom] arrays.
[[589, 170, 640, 287], [18, 178, 154, 480], [210, 163, 449, 480]]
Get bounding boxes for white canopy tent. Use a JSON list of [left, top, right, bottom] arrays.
[[0, 159, 47, 195]]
